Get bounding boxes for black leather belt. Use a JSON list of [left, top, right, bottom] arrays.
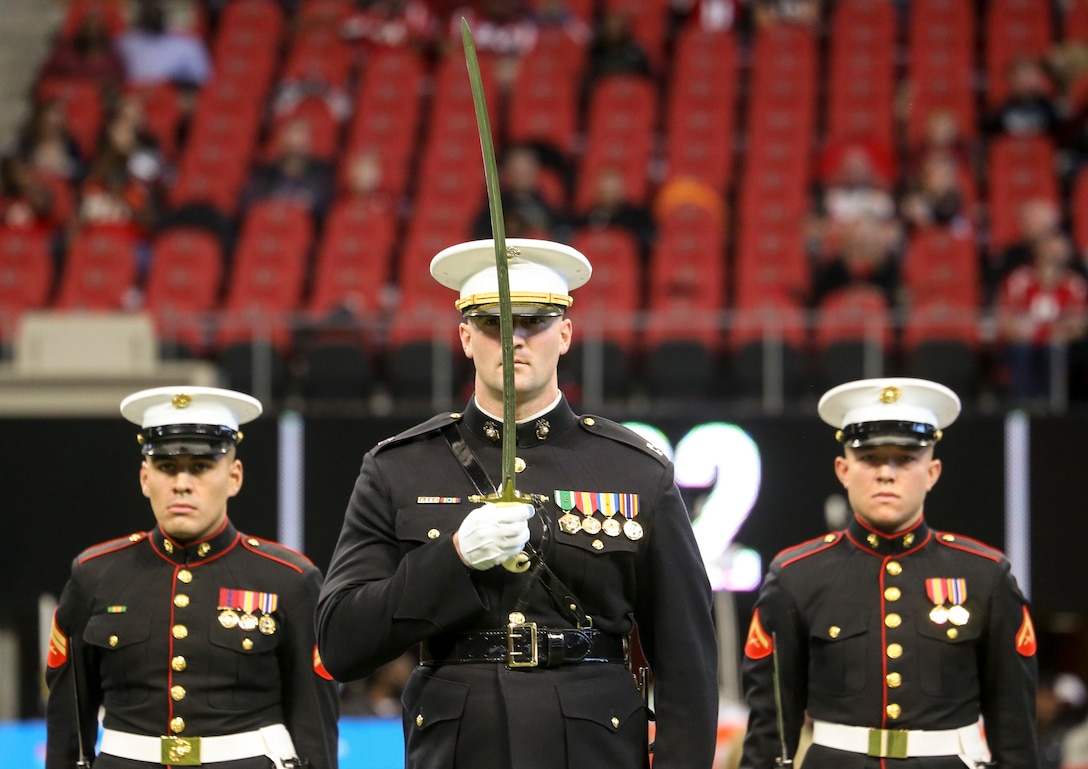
[[421, 627, 628, 669]]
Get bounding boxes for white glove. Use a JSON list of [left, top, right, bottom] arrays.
[[454, 502, 533, 570]]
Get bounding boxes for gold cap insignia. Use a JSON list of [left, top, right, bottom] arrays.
[[171, 393, 193, 409], [879, 386, 902, 404]]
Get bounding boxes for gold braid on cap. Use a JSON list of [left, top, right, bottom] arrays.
[[455, 291, 573, 312]]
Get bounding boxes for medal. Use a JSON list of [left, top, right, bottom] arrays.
[[581, 516, 602, 535], [218, 609, 239, 629], [602, 518, 622, 537], [239, 613, 258, 631], [258, 615, 277, 635], [623, 519, 644, 540], [929, 605, 948, 625], [947, 605, 970, 626], [558, 513, 582, 534]]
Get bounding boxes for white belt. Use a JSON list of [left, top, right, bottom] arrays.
[[100, 724, 297, 767], [812, 718, 991, 766]]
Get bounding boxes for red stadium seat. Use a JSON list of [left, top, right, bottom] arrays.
[[143, 228, 224, 354], [54, 226, 139, 311], [0, 227, 54, 338]]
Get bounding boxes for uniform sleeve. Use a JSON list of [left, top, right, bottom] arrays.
[[738, 564, 808, 769], [280, 564, 339, 769], [634, 467, 719, 769], [979, 562, 1039, 769], [45, 565, 102, 769], [316, 450, 489, 681]]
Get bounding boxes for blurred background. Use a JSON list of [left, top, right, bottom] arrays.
[[3, 0, 1088, 767]]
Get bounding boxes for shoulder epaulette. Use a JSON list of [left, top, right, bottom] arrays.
[[774, 531, 844, 569], [77, 531, 147, 564], [239, 535, 315, 573], [374, 412, 460, 454], [577, 414, 670, 467], [934, 531, 1006, 563]]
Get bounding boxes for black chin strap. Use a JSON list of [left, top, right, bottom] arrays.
[[442, 423, 590, 628]]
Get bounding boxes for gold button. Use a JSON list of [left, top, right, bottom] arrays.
[[170, 685, 186, 701], [427, 528, 440, 540], [416, 714, 424, 727], [886, 561, 902, 576], [824, 534, 836, 543], [611, 717, 620, 728], [592, 539, 604, 550], [514, 457, 526, 473], [886, 672, 902, 688], [178, 570, 192, 584], [242, 638, 254, 650], [108, 635, 119, 647], [248, 538, 260, 546], [947, 628, 959, 639], [886, 703, 901, 719], [884, 587, 901, 601], [828, 626, 841, 639], [450, 412, 461, 419], [172, 625, 188, 639], [172, 656, 187, 672], [174, 594, 190, 608], [884, 613, 902, 629], [583, 417, 596, 426], [942, 534, 955, 542], [887, 643, 903, 659], [170, 717, 185, 734], [129, 533, 142, 542]]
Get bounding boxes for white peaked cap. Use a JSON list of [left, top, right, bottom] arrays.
[[430, 238, 592, 315]]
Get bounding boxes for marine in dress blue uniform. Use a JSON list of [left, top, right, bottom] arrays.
[[316, 239, 719, 768], [739, 378, 1039, 769], [45, 386, 339, 769]]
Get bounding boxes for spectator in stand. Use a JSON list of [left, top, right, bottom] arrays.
[[105, 93, 167, 191], [115, 0, 212, 88], [583, 8, 653, 91], [985, 197, 1063, 305], [905, 108, 974, 180], [576, 166, 656, 261], [245, 118, 336, 224], [0, 154, 60, 231], [338, 146, 403, 228], [341, 0, 439, 59], [670, 0, 741, 32], [811, 214, 901, 309], [751, 0, 822, 30], [995, 231, 1088, 402], [16, 98, 84, 180], [77, 115, 161, 260], [448, 0, 539, 92], [900, 152, 972, 235], [470, 143, 567, 240], [985, 55, 1061, 139], [530, 0, 592, 43], [38, 10, 126, 94], [1038, 672, 1088, 769]]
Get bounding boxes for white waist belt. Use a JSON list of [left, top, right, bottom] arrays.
[[812, 718, 989, 761], [100, 724, 297, 767]]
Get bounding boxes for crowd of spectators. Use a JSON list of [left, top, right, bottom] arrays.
[[7, 0, 1088, 409]]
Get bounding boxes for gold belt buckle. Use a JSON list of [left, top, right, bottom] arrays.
[[507, 619, 539, 668], [161, 735, 202, 766], [867, 728, 908, 759]]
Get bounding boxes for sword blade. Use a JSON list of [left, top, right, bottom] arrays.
[[462, 18, 516, 501]]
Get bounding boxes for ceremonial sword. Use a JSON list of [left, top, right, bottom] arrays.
[[461, 18, 534, 573]]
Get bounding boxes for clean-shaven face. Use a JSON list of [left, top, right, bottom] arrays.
[[834, 443, 942, 533], [140, 450, 243, 543]]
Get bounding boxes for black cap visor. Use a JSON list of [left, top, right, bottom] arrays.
[[839, 420, 939, 449], [139, 424, 241, 456]]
